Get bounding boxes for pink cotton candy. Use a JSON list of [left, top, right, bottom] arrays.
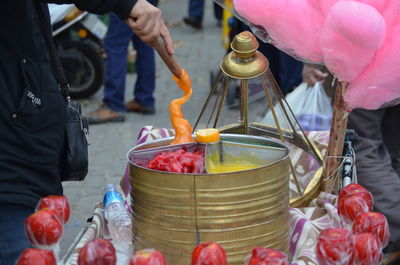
[[307, 0, 338, 16], [345, 2, 400, 110], [320, 1, 386, 82], [344, 0, 400, 109], [233, 0, 400, 110], [357, 0, 387, 12], [310, 0, 387, 14], [233, 0, 325, 62]]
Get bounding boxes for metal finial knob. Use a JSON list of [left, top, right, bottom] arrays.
[[220, 31, 269, 79]]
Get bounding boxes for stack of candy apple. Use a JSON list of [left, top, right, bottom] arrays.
[[77, 240, 288, 265], [316, 184, 390, 265], [16, 195, 70, 265]]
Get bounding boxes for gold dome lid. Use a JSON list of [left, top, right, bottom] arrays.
[[220, 31, 269, 79]]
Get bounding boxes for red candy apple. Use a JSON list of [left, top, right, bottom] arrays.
[[16, 248, 57, 265], [192, 242, 227, 265], [338, 184, 371, 201], [248, 247, 288, 265], [352, 233, 383, 265], [316, 228, 354, 265], [129, 249, 166, 265], [353, 211, 390, 247], [37, 195, 70, 223], [338, 193, 373, 223], [78, 238, 116, 265], [25, 208, 63, 246]]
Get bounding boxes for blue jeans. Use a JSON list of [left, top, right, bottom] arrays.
[[0, 204, 34, 265], [188, 0, 204, 21], [188, 0, 222, 22], [103, 13, 156, 112]]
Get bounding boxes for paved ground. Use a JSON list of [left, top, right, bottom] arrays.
[[61, 0, 267, 256]]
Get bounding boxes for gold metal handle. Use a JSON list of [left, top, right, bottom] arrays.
[[152, 37, 182, 79]]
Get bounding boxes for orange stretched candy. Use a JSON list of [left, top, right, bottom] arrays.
[[170, 69, 195, 145]]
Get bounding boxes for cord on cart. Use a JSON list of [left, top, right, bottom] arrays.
[[341, 129, 358, 189]]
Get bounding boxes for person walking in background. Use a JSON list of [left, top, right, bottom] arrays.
[[86, 0, 159, 124], [183, 0, 222, 29]]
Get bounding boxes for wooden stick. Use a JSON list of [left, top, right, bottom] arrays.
[[322, 81, 349, 194], [152, 37, 182, 79]]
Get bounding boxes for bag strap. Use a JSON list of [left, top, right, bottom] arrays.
[[33, 1, 71, 102]]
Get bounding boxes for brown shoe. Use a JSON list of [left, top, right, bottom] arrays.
[[84, 105, 125, 124], [125, 100, 155, 115]]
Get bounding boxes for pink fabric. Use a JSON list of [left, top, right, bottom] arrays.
[[233, 0, 400, 110], [121, 126, 175, 196], [289, 193, 341, 264]]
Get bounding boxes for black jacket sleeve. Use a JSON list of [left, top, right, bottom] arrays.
[[43, 0, 137, 20]]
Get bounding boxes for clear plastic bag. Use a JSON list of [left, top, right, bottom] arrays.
[[261, 82, 332, 131]]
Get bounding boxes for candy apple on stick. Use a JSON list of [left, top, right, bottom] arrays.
[[78, 238, 116, 265], [192, 242, 227, 265], [37, 195, 71, 224], [338, 193, 373, 223], [246, 247, 288, 265], [352, 233, 383, 265], [16, 248, 57, 265], [338, 184, 373, 202], [316, 228, 354, 265], [338, 184, 373, 223], [130, 249, 167, 265], [353, 212, 390, 247], [25, 208, 64, 246]]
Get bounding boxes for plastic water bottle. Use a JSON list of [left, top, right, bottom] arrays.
[[103, 184, 133, 264]]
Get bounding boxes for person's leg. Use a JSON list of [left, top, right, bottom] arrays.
[[86, 13, 132, 124], [382, 104, 400, 176], [103, 13, 133, 112], [0, 204, 34, 265], [277, 51, 303, 95], [213, 3, 223, 25], [188, 0, 204, 21], [184, 0, 204, 29], [125, 34, 156, 114], [348, 108, 400, 251]]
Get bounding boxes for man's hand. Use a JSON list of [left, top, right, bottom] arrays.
[[126, 0, 174, 55], [302, 64, 328, 87]]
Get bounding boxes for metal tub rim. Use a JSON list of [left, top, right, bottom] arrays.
[[127, 133, 290, 175]]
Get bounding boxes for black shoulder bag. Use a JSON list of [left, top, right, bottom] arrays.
[[35, 2, 89, 181]]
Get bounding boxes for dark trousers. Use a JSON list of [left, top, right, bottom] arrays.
[[348, 105, 400, 251], [188, 0, 204, 21], [188, 0, 222, 22], [103, 13, 156, 111], [0, 204, 34, 265]]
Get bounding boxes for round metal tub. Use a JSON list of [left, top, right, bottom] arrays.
[[128, 134, 290, 265]]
